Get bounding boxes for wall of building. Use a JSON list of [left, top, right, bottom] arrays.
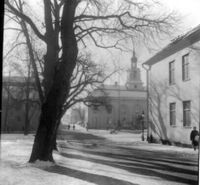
[[149, 43, 200, 144], [1, 83, 40, 133], [88, 96, 147, 130]]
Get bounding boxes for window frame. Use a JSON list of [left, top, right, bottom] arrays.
[[169, 60, 175, 85], [183, 100, 191, 127], [169, 102, 176, 126], [182, 53, 190, 81]]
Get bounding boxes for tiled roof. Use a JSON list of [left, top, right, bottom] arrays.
[[143, 24, 200, 66]]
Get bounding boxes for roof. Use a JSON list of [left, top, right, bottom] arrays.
[[103, 84, 127, 91], [101, 84, 145, 92], [91, 84, 146, 99], [143, 24, 200, 66]]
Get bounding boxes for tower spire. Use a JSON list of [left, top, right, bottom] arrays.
[[131, 49, 137, 69], [126, 49, 143, 90]]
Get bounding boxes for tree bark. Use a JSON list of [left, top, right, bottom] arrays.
[[29, 0, 78, 162]]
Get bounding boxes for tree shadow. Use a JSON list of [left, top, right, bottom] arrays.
[[58, 146, 198, 185], [149, 81, 169, 140], [45, 165, 139, 185], [117, 146, 198, 165], [58, 130, 106, 142], [62, 144, 198, 166]]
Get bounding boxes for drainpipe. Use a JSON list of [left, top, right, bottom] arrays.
[[142, 63, 151, 142]]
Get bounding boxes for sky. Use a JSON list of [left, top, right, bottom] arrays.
[[162, 0, 200, 27], [109, 0, 200, 85], [3, 0, 200, 85]]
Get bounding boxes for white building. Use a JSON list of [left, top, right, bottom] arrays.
[[88, 51, 147, 129], [143, 25, 200, 145]]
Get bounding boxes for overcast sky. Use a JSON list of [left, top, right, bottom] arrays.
[[108, 0, 200, 85], [4, 0, 200, 85], [162, 0, 200, 27]]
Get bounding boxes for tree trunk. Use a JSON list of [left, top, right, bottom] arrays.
[[29, 0, 78, 163]]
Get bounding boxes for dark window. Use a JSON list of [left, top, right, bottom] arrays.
[[169, 103, 176, 126], [183, 101, 191, 127], [182, 54, 190, 81], [169, 61, 175, 85]]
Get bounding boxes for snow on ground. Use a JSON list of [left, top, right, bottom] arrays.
[[0, 131, 199, 185], [0, 137, 95, 185], [69, 126, 198, 156]]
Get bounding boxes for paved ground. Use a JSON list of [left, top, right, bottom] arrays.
[[55, 126, 199, 185], [0, 127, 199, 185]]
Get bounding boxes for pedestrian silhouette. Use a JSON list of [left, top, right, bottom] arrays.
[[67, 124, 70, 130], [190, 126, 199, 150]]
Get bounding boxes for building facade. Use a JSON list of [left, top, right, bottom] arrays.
[[2, 76, 40, 132], [88, 51, 147, 129], [143, 25, 200, 145]]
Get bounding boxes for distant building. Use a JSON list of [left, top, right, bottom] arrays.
[[88, 51, 147, 129], [2, 76, 40, 132], [70, 106, 86, 125], [143, 25, 200, 145]]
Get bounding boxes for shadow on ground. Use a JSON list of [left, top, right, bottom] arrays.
[[46, 165, 139, 185], [55, 130, 198, 185], [58, 144, 198, 185], [58, 130, 106, 141]]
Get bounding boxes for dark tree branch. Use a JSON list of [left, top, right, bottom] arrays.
[[5, 0, 46, 42]]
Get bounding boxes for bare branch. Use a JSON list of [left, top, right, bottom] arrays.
[[4, 42, 26, 60], [5, 0, 46, 42]]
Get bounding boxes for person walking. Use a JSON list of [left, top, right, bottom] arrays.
[[190, 126, 199, 150], [67, 124, 70, 130]]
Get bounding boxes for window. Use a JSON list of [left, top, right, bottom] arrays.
[[169, 61, 175, 84], [169, 103, 176, 126], [182, 54, 190, 81], [183, 101, 191, 127]]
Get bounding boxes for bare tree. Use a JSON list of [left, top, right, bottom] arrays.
[[149, 80, 169, 141], [5, 59, 39, 134], [71, 106, 86, 125], [149, 78, 199, 144], [2, 70, 39, 134], [5, 0, 179, 162], [63, 54, 115, 113]]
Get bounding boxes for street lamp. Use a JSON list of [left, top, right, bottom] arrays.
[[141, 111, 145, 141]]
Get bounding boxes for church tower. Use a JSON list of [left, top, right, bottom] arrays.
[[126, 50, 144, 90]]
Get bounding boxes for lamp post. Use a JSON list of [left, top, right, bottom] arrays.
[[142, 63, 151, 142], [141, 111, 145, 141]]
